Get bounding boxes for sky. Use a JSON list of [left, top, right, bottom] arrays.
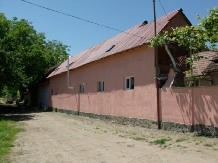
[[0, 0, 217, 56]]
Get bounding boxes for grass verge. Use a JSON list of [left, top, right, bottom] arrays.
[[176, 138, 187, 142], [0, 117, 24, 162], [151, 138, 171, 145]]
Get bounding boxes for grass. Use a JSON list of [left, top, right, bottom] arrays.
[[0, 97, 5, 103], [132, 137, 147, 141], [151, 138, 171, 145], [119, 134, 127, 138], [203, 143, 213, 147], [176, 138, 187, 142], [0, 118, 24, 162]]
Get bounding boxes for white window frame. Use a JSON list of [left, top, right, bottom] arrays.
[[98, 81, 104, 92], [80, 84, 84, 93], [125, 76, 134, 90]]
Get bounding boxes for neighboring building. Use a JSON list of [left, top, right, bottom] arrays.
[[29, 65, 59, 109], [186, 51, 218, 87], [47, 9, 191, 121]]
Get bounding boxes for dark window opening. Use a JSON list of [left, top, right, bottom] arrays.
[[98, 81, 104, 92], [125, 77, 134, 90], [80, 84, 84, 93]]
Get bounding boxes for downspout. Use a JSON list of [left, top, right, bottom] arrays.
[[153, 0, 161, 129], [67, 56, 75, 89]]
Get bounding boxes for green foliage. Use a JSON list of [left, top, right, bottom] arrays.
[[0, 13, 69, 93], [150, 7, 218, 80], [0, 86, 17, 97], [185, 54, 206, 83], [0, 118, 24, 162], [176, 138, 187, 142], [132, 137, 147, 141], [150, 7, 218, 51], [0, 86, 9, 97], [203, 143, 213, 147], [151, 138, 171, 145], [17, 90, 20, 98]]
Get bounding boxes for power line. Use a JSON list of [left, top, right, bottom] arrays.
[[158, 0, 170, 21], [21, 0, 145, 39]]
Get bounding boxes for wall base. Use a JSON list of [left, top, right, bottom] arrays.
[[162, 121, 218, 137], [53, 108, 218, 137], [54, 108, 158, 129]]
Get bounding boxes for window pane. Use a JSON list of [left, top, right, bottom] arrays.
[[131, 77, 134, 89], [102, 82, 104, 91], [80, 85, 84, 93], [98, 82, 101, 91], [98, 81, 104, 92], [126, 78, 130, 88], [195, 81, 199, 86]]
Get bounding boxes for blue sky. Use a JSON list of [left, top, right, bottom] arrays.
[[0, 0, 217, 55]]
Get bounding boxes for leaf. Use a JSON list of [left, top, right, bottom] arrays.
[[0, 14, 69, 94]]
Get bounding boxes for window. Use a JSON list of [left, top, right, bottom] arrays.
[[195, 81, 199, 86], [125, 77, 134, 90], [80, 84, 84, 93], [55, 89, 58, 95], [210, 80, 214, 86], [98, 81, 104, 92], [190, 80, 200, 87]]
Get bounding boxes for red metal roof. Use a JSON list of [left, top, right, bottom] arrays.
[[48, 9, 186, 78]]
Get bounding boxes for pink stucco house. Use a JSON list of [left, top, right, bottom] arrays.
[[46, 9, 218, 135]]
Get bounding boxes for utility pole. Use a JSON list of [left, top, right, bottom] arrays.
[[153, 0, 161, 129]]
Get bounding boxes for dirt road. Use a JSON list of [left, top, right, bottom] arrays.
[[9, 112, 218, 163]]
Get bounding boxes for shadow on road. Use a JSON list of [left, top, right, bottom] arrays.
[[0, 104, 44, 122]]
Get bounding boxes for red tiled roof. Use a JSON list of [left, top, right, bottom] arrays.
[[48, 9, 187, 78], [192, 51, 218, 75]]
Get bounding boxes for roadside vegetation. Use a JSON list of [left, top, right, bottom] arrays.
[[0, 13, 70, 96], [0, 117, 24, 162]]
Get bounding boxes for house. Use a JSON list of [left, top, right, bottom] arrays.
[[29, 65, 59, 110], [47, 9, 191, 125], [186, 51, 218, 86]]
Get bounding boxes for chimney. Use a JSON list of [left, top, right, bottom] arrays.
[[139, 21, 148, 27]]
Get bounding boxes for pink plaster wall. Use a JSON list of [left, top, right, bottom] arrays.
[[161, 71, 218, 127], [49, 45, 158, 120], [193, 86, 218, 126]]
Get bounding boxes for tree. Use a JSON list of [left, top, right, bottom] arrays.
[[0, 14, 69, 93], [150, 7, 218, 65]]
